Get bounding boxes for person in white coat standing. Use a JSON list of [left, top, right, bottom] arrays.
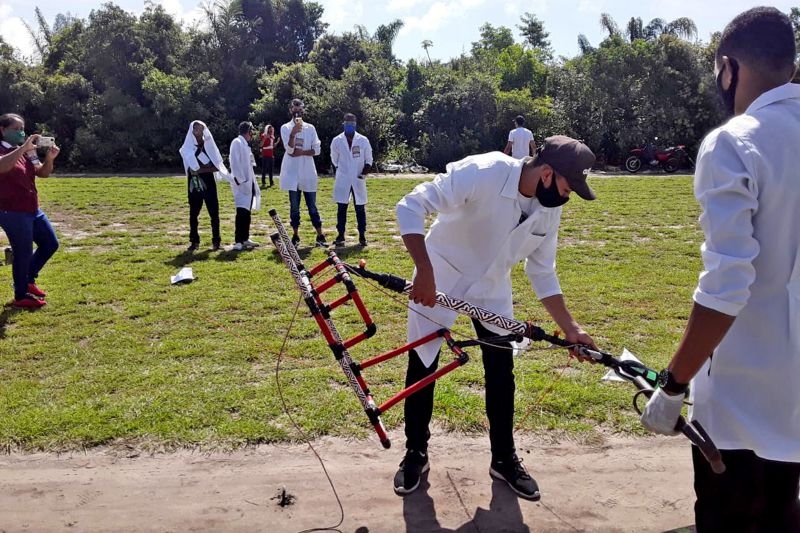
[[228, 121, 261, 251], [393, 136, 598, 501], [640, 8, 800, 532], [279, 98, 326, 248], [331, 113, 373, 247]]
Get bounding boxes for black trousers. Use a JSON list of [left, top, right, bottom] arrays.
[[693, 446, 800, 533], [188, 172, 220, 245], [235, 208, 251, 243], [336, 188, 366, 235], [404, 319, 516, 460], [261, 156, 274, 185]]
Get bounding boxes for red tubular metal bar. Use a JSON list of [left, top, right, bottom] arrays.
[[359, 330, 446, 370], [308, 258, 332, 277], [314, 275, 341, 295], [350, 290, 374, 327], [343, 332, 370, 350], [378, 356, 465, 414], [327, 293, 352, 312]]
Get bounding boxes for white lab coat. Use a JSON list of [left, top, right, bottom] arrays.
[[688, 83, 800, 463], [396, 152, 563, 367], [228, 135, 261, 211], [279, 120, 322, 192], [331, 132, 373, 204]]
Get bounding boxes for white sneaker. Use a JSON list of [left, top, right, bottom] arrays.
[[244, 239, 260, 247], [233, 242, 244, 251]]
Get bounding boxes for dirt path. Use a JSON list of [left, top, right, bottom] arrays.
[[0, 432, 697, 533]]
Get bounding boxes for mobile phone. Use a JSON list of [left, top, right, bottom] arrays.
[[36, 136, 55, 148]]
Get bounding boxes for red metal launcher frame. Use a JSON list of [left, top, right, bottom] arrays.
[[269, 210, 468, 449]]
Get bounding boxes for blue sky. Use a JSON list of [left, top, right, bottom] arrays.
[[1, 0, 797, 62]]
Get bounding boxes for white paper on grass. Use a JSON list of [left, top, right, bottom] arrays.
[[601, 348, 643, 382], [171, 267, 195, 285]]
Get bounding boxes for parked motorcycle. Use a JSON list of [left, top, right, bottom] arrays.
[[377, 159, 429, 174], [624, 138, 691, 173]]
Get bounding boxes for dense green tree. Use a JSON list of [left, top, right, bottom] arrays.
[[517, 13, 550, 50], [1, 0, 770, 172], [472, 23, 515, 55]]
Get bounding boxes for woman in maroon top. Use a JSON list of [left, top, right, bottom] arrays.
[[0, 113, 60, 309], [259, 124, 279, 187]]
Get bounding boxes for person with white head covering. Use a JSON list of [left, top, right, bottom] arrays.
[[228, 121, 262, 251], [179, 120, 228, 252]]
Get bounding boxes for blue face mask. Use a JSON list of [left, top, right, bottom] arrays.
[[343, 123, 356, 135]]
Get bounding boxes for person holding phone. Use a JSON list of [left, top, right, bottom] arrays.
[[0, 113, 60, 309], [179, 120, 226, 252], [259, 124, 279, 187], [279, 98, 326, 248]]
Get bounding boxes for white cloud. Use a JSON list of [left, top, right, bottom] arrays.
[[400, 0, 487, 36], [504, 0, 549, 17], [387, 0, 428, 11], [0, 4, 36, 60], [156, 0, 205, 27], [320, 0, 364, 31], [578, 0, 604, 14]]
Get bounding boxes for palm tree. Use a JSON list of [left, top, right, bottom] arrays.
[[603, 13, 698, 43], [599, 13, 620, 37], [626, 17, 645, 42], [421, 39, 433, 65], [374, 19, 404, 60], [21, 7, 52, 58], [663, 17, 698, 40]]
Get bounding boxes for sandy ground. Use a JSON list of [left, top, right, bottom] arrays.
[[0, 431, 698, 533]]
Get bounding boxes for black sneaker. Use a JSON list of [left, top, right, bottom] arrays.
[[393, 450, 429, 496], [212, 241, 222, 251], [187, 243, 199, 252], [291, 235, 300, 248], [490, 454, 540, 501], [315, 234, 329, 247], [358, 233, 368, 247], [333, 234, 345, 247]]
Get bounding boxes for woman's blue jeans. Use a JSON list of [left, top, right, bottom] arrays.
[[0, 209, 59, 300]]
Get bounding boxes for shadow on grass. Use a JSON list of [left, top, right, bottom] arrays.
[[264, 242, 370, 268], [0, 305, 22, 339], [164, 249, 214, 268], [214, 249, 251, 262], [331, 244, 368, 262]]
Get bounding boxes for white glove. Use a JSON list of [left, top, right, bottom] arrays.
[[640, 387, 684, 436]]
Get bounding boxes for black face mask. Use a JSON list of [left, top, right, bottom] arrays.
[[716, 58, 739, 117], [536, 175, 569, 208]]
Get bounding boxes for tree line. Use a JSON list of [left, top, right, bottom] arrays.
[[2, 1, 799, 172]]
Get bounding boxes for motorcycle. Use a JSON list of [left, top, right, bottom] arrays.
[[624, 138, 691, 174]]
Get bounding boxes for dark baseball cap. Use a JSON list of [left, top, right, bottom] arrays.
[[537, 135, 596, 200]]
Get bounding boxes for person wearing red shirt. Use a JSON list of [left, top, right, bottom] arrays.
[[259, 124, 280, 187], [0, 113, 60, 309]]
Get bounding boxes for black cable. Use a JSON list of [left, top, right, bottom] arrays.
[[275, 294, 344, 533]]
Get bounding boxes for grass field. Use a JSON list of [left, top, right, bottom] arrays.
[[0, 175, 702, 451]]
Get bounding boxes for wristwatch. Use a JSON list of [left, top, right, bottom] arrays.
[[657, 369, 688, 395]]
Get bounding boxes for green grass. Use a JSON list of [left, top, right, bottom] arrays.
[[0, 175, 702, 450]]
